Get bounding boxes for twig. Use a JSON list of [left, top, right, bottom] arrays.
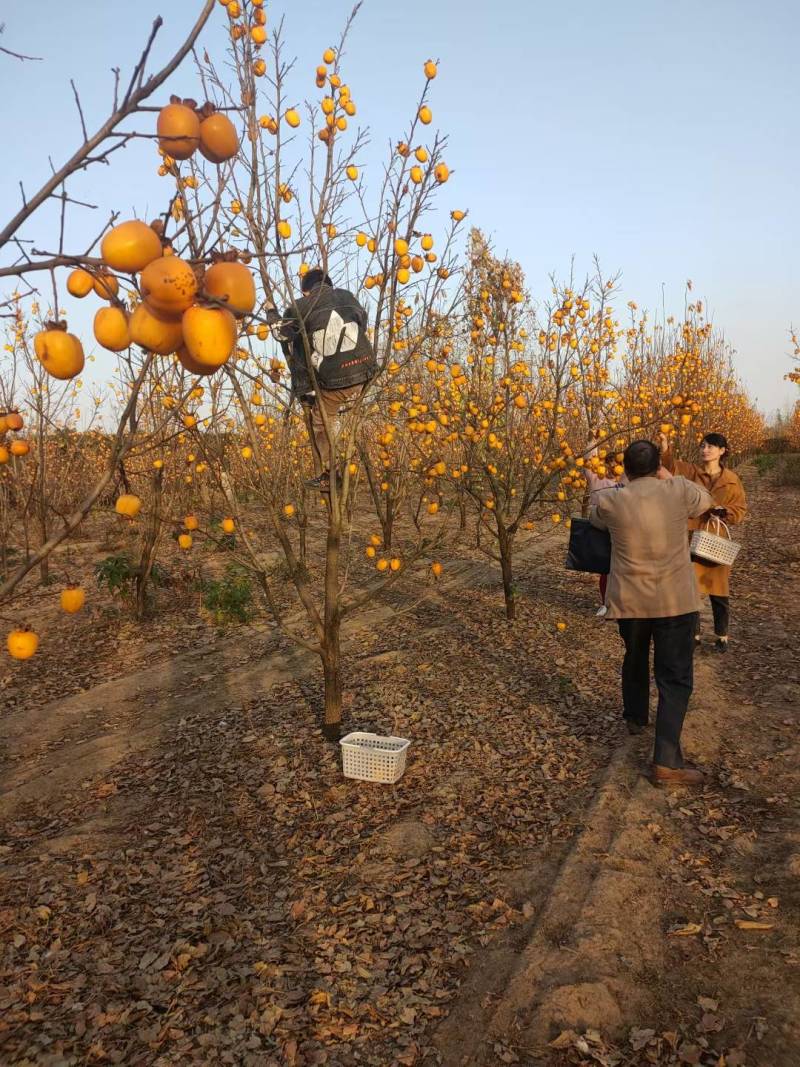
[[70, 80, 88, 142], [0, 1, 215, 251], [122, 17, 164, 108]]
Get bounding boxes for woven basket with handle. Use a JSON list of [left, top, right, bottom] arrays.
[[690, 515, 741, 567]]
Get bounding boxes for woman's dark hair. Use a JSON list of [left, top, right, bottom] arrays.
[[623, 439, 660, 479], [300, 268, 333, 293], [701, 432, 729, 464]]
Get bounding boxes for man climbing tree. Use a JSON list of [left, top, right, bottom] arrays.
[[270, 269, 377, 492]]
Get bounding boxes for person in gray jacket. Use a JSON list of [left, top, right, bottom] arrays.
[[590, 440, 713, 785]]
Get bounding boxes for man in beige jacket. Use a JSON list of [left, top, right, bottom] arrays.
[[590, 440, 713, 785]]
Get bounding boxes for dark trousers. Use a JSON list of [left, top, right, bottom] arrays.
[[617, 612, 698, 769], [695, 595, 729, 638]]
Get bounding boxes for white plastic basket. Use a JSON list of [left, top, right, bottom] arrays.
[[339, 731, 410, 784], [690, 517, 741, 567]]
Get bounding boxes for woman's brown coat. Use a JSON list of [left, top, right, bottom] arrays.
[[662, 452, 747, 597]]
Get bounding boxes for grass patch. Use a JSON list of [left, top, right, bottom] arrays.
[[774, 454, 800, 487], [752, 454, 778, 475]]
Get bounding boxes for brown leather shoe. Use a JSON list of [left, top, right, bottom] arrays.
[[650, 764, 705, 787]]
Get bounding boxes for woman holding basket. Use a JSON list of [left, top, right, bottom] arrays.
[[659, 432, 747, 651]]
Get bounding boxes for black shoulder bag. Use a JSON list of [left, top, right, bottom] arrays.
[[565, 516, 611, 575]]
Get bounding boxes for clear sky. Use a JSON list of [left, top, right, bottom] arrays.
[[1, 0, 797, 416]]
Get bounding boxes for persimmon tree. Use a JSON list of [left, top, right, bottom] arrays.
[[0, 3, 218, 613], [4, 2, 461, 732], [171, 7, 464, 737]]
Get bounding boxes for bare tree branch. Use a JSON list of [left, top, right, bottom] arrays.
[[0, 23, 43, 62], [0, 1, 215, 252]]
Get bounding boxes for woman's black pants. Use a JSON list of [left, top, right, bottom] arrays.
[[694, 595, 730, 638]]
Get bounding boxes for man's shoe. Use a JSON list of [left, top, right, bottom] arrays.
[[625, 719, 646, 735], [650, 763, 706, 787], [714, 638, 729, 653]]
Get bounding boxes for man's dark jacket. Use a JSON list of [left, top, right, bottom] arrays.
[[272, 283, 377, 396]]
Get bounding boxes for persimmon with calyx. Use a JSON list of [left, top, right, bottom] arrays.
[[6, 412, 23, 431], [184, 514, 199, 531], [92, 272, 119, 300], [34, 323, 85, 380], [67, 268, 94, 298], [178, 533, 193, 550], [7, 628, 39, 660], [181, 306, 237, 372], [10, 440, 29, 457], [157, 98, 200, 159], [93, 307, 130, 352], [199, 108, 239, 163], [140, 256, 198, 319], [203, 260, 255, 316], [101, 220, 162, 273], [129, 303, 184, 355], [60, 587, 86, 614], [221, 517, 235, 534]]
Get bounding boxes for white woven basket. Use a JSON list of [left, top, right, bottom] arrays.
[[340, 731, 410, 784], [690, 517, 741, 567]]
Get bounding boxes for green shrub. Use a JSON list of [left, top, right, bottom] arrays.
[[775, 454, 800, 487], [753, 454, 778, 475], [199, 565, 253, 623], [95, 554, 167, 600]]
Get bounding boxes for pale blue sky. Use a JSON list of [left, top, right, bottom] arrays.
[[1, 0, 797, 415]]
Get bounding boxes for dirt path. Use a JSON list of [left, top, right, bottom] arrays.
[[433, 465, 800, 1066]]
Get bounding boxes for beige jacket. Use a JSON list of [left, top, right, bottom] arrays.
[[589, 475, 713, 620]]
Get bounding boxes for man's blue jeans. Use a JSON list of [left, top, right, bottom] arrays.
[[617, 612, 698, 768]]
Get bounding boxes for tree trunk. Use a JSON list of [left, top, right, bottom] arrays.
[[321, 497, 343, 739], [383, 498, 393, 552], [321, 628, 343, 740], [299, 511, 307, 566], [135, 467, 163, 620], [497, 524, 516, 621], [37, 417, 49, 584]]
